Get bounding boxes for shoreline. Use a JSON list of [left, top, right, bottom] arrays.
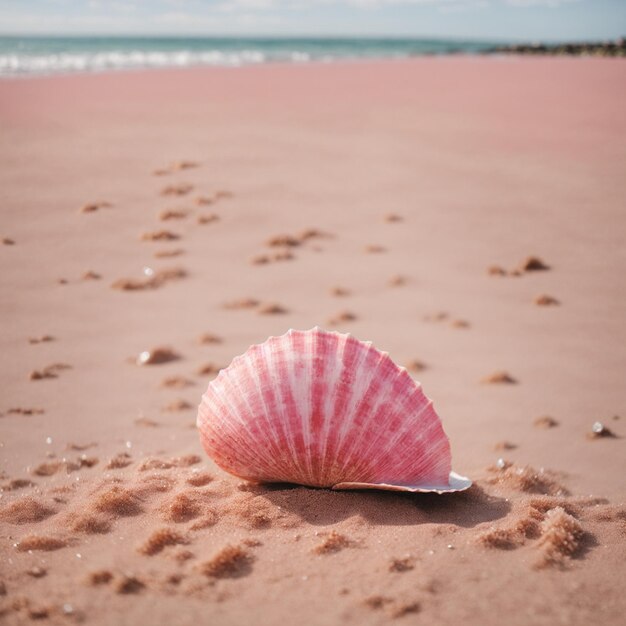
[[2, 52, 626, 82]]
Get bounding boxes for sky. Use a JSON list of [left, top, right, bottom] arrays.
[[0, 0, 625, 40]]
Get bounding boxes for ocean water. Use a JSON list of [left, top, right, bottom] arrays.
[[0, 36, 499, 77]]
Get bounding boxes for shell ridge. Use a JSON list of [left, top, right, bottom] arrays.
[[263, 337, 306, 483], [362, 400, 444, 484], [243, 344, 285, 477], [198, 386, 258, 467], [318, 332, 349, 484], [331, 337, 381, 472], [206, 373, 279, 475], [341, 372, 422, 481], [237, 348, 288, 479], [219, 361, 284, 478], [335, 350, 400, 481], [290, 329, 314, 483]]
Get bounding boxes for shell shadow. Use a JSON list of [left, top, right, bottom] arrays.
[[243, 482, 509, 528]]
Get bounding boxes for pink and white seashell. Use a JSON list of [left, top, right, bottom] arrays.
[[197, 328, 471, 493]]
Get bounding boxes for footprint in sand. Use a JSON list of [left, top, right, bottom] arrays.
[[162, 399, 193, 412], [29, 363, 72, 381], [384, 213, 403, 223], [79, 201, 112, 214], [389, 274, 406, 286], [258, 303, 288, 315], [328, 311, 358, 325], [159, 209, 189, 221], [197, 363, 223, 377], [197, 213, 219, 225], [365, 244, 386, 254], [330, 286, 350, 297], [140, 230, 180, 242], [153, 161, 199, 176], [224, 298, 259, 310], [161, 183, 194, 197], [198, 333, 222, 345], [82, 271, 101, 280], [160, 376, 194, 389], [481, 371, 517, 384], [488, 256, 551, 277], [2, 237, 16, 245], [535, 294, 560, 306], [4, 407, 45, 416], [534, 416, 559, 429], [28, 335, 54, 344], [112, 267, 187, 291], [154, 248, 185, 258]]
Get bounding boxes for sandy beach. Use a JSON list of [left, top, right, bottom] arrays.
[[1, 56, 625, 625]]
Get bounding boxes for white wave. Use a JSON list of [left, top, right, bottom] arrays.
[[0, 49, 287, 77]]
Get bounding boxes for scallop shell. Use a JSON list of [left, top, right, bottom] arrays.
[[197, 328, 471, 493]]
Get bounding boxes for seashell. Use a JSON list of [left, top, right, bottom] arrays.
[[197, 328, 470, 493]]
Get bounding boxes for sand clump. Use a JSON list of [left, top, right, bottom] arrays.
[[114, 575, 145, 594], [5, 407, 45, 415], [106, 453, 133, 469], [79, 201, 111, 214], [136, 347, 180, 365], [535, 294, 560, 306], [159, 208, 189, 221], [87, 570, 113, 586], [186, 472, 214, 487], [535, 507, 585, 568], [92, 485, 143, 516], [197, 213, 219, 225], [389, 557, 415, 573], [154, 248, 185, 258], [200, 544, 253, 579], [161, 491, 203, 523], [534, 416, 559, 429], [0, 497, 55, 524], [389, 274, 407, 286], [162, 399, 193, 412], [365, 244, 386, 253], [161, 183, 193, 197], [160, 375, 194, 388], [312, 531, 353, 555], [28, 335, 54, 345], [197, 363, 222, 376], [138, 528, 188, 555], [481, 371, 517, 384], [224, 298, 259, 310], [71, 513, 112, 534], [138, 455, 201, 472], [140, 230, 180, 242], [29, 363, 72, 381], [112, 267, 187, 291], [16, 535, 67, 552], [258, 303, 288, 315], [328, 311, 357, 325], [406, 359, 427, 373], [197, 333, 222, 345], [330, 286, 350, 297], [487, 462, 569, 496]]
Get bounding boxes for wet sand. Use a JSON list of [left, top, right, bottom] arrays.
[[1, 57, 625, 625]]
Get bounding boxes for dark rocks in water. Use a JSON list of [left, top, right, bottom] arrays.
[[486, 38, 626, 57]]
